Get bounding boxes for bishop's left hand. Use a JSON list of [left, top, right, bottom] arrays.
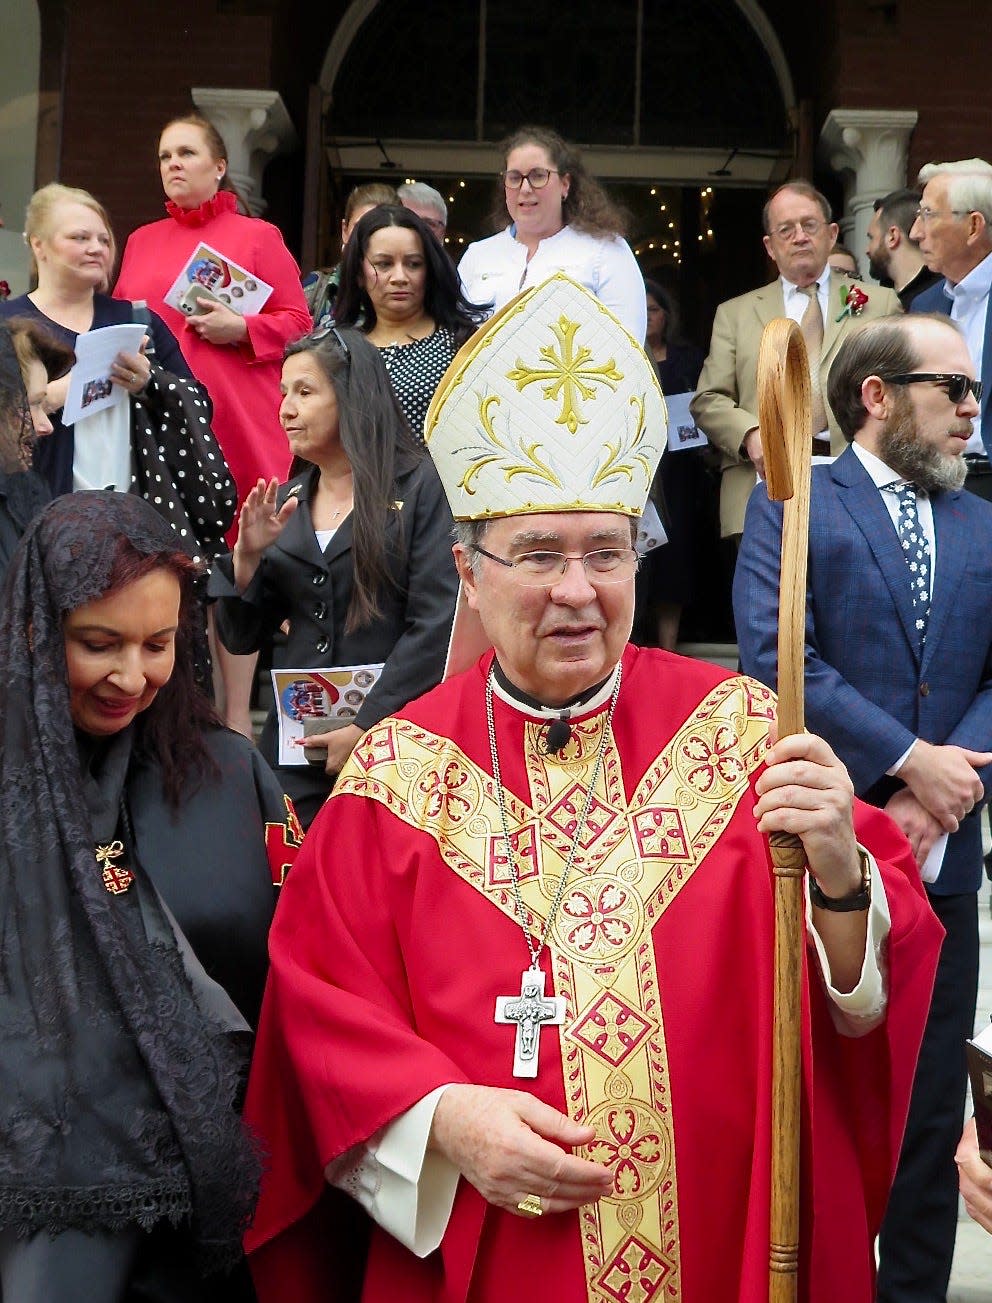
[[754, 727, 861, 900]]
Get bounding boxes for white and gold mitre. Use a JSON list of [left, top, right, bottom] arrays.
[[424, 273, 667, 520]]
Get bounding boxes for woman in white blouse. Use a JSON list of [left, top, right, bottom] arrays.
[[458, 125, 646, 340]]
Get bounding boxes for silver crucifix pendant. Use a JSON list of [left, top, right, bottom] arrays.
[[494, 966, 567, 1078]]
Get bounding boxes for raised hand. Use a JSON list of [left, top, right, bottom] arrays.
[[755, 727, 868, 992], [232, 479, 299, 591]]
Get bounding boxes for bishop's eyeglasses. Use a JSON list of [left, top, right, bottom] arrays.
[[471, 544, 639, 586]]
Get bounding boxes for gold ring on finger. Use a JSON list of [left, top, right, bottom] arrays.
[[516, 1193, 543, 1218]]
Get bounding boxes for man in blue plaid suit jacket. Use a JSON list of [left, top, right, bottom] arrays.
[[735, 312, 992, 1303]]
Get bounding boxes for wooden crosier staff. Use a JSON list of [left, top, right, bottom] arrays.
[[757, 317, 812, 1303]]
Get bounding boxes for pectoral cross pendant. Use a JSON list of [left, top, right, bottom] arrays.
[[494, 966, 567, 1078]]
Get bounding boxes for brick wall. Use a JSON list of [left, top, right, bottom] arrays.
[[58, 1, 274, 244], [822, 0, 992, 178]]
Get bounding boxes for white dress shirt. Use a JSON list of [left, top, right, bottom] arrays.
[[851, 441, 948, 880], [944, 250, 992, 454], [780, 268, 832, 332], [781, 269, 832, 441], [851, 442, 936, 601]]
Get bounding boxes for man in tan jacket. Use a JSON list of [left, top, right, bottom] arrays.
[[692, 181, 902, 538]]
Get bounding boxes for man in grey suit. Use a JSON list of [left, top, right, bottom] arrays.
[[736, 313, 992, 1303], [692, 180, 901, 538]]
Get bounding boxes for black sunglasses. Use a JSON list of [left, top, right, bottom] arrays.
[[880, 372, 983, 404]]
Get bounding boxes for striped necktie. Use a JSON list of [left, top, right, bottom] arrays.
[[799, 284, 828, 442]]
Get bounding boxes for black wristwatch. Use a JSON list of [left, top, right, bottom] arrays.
[[808, 850, 872, 913]]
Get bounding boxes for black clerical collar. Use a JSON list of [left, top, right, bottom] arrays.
[[491, 659, 613, 713], [490, 660, 620, 754]]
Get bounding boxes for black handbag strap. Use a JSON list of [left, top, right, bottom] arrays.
[[130, 299, 156, 361]]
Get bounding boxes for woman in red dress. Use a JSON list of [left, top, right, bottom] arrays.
[[115, 113, 312, 735]]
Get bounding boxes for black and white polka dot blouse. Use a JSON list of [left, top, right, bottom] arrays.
[[376, 327, 457, 440]]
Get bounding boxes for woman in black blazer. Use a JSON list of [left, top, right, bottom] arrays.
[[210, 326, 458, 827]]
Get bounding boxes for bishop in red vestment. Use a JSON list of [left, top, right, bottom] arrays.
[[243, 275, 943, 1302]]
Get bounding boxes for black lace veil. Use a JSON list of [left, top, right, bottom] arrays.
[[0, 491, 259, 1268]]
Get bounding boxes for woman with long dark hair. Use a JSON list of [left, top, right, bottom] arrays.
[[458, 125, 646, 339], [0, 490, 299, 1301], [210, 326, 459, 826], [333, 204, 487, 437]]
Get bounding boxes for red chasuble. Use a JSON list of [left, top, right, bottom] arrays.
[[245, 645, 942, 1303]]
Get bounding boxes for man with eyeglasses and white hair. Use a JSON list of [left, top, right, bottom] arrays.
[[737, 310, 992, 1303], [692, 180, 901, 541], [243, 277, 940, 1303], [398, 181, 449, 243], [910, 158, 992, 502]]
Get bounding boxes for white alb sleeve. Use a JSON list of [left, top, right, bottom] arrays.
[[324, 1084, 460, 1257], [807, 851, 891, 1035]]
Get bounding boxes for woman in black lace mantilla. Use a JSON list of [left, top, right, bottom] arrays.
[[0, 491, 299, 1301]]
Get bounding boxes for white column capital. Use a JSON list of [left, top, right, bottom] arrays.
[[191, 88, 298, 217], [819, 109, 919, 282]]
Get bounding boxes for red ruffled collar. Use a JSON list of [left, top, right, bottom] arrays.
[[164, 189, 237, 226]]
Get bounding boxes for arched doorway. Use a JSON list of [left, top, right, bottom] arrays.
[[315, 0, 797, 339]]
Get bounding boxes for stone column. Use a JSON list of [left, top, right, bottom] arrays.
[[819, 109, 918, 281], [191, 88, 298, 217]]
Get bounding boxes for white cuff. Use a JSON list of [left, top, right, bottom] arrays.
[[806, 852, 890, 1035], [887, 739, 917, 777], [324, 1085, 460, 1257]]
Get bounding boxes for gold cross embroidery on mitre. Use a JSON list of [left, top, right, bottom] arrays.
[[507, 314, 623, 434]]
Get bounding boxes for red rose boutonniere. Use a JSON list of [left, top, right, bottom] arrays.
[[0, 281, 9, 301], [836, 282, 869, 322]]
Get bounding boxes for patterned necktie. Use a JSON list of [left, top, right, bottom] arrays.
[[799, 285, 828, 441], [884, 480, 931, 642]]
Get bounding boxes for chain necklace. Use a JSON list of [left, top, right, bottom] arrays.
[[487, 663, 622, 1077]]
